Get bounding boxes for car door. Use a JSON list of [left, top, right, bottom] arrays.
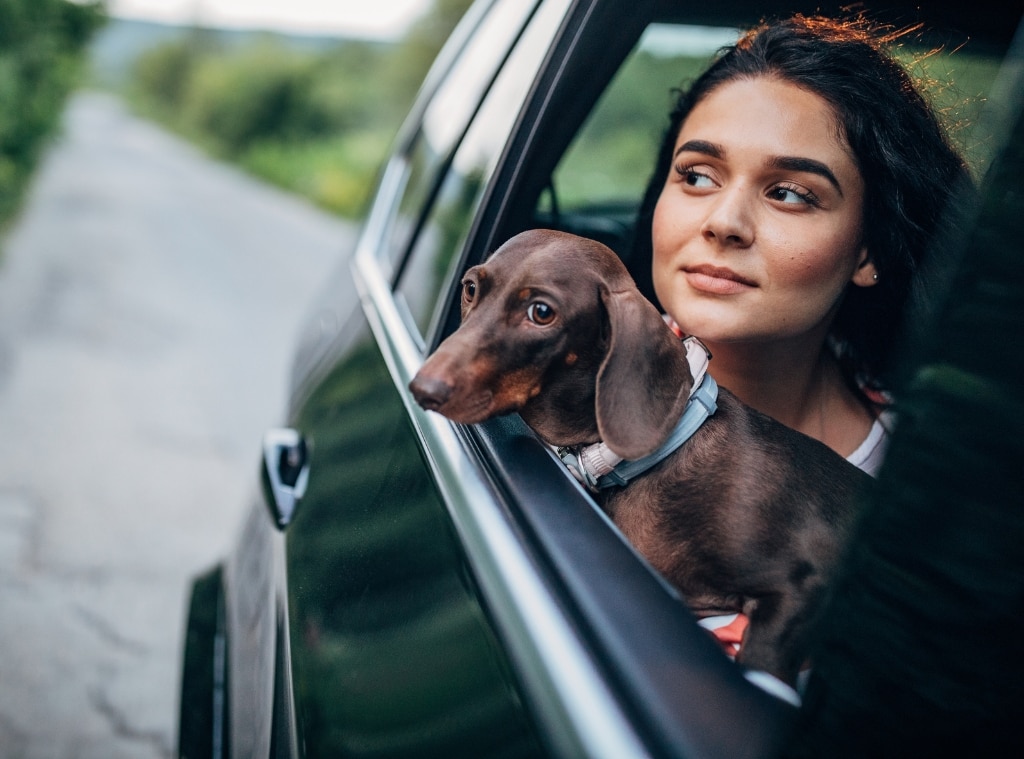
[[275, 1, 569, 757]]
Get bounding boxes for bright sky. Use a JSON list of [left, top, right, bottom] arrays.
[[107, 0, 434, 38]]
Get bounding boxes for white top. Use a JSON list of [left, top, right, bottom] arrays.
[[844, 411, 894, 477]]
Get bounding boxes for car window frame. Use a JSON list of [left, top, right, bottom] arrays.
[[395, 0, 579, 346], [373, 0, 545, 286], [352, 2, 667, 756]]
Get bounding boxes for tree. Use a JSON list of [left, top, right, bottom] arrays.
[[0, 0, 106, 231]]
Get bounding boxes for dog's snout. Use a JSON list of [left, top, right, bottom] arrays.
[[409, 373, 454, 411]]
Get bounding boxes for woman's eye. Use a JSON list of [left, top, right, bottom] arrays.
[[769, 184, 819, 206], [463, 280, 477, 302], [527, 302, 555, 325], [686, 171, 715, 188], [675, 165, 715, 188]]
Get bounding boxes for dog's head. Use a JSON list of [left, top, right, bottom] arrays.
[[409, 229, 695, 459]]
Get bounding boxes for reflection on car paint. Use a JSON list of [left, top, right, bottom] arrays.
[[285, 336, 545, 756]]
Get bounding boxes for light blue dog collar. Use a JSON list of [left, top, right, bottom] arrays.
[[558, 337, 718, 491]]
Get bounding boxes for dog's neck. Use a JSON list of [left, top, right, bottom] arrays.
[[558, 338, 716, 490], [519, 324, 709, 452]]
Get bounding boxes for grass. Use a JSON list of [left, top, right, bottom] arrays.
[[240, 130, 396, 218]]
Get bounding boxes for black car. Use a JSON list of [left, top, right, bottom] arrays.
[[177, 1, 1024, 757]]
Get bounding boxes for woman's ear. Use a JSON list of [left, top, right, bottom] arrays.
[[851, 246, 879, 287]]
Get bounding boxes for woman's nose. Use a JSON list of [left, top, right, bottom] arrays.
[[700, 187, 754, 247]]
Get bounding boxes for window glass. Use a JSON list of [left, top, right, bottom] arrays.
[[377, 0, 539, 278], [546, 24, 737, 217], [396, 0, 574, 340]]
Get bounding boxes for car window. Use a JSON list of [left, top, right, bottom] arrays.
[[375, 0, 540, 281], [395, 0, 574, 342], [898, 45, 1006, 179], [547, 23, 738, 215]]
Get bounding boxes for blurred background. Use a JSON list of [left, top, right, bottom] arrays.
[[0, 1, 471, 757], [2, 0, 475, 235]]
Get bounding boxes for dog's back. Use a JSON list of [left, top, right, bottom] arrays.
[[411, 229, 871, 685]]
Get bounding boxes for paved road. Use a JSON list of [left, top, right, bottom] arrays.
[[0, 92, 356, 758]]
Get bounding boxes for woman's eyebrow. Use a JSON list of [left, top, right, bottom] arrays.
[[768, 156, 843, 196], [674, 139, 722, 159], [674, 140, 844, 196]]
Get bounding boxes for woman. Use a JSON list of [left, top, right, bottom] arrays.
[[634, 14, 973, 685]]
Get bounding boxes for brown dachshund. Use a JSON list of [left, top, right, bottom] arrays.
[[409, 228, 872, 686]]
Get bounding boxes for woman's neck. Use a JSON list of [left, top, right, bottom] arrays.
[[703, 338, 874, 457]]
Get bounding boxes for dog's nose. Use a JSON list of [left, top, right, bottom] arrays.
[[409, 373, 453, 411]]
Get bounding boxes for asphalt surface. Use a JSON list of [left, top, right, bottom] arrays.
[[0, 91, 355, 758]]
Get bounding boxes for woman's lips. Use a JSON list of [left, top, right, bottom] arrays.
[[684, 264, 757, 295]]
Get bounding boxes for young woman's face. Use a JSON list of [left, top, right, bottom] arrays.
[[652, 76, 876, 347]]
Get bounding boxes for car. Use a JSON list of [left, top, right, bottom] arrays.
[[176, 1, 1024, 757]]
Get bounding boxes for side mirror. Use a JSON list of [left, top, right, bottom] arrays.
[[261, 428, 310, 529]]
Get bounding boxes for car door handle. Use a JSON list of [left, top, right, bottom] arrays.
[[262, 428, 310, 529]]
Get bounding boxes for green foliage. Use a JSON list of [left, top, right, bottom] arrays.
[[899, 46, 1005, 178], [127, 0, 474, 218], [555, 50, 713, 209], [0, 0, 106, 232], [130, 35, 198, 112], [128, 34, 399, 215], [181, 43, 315, 154], [240, 131, 393, 218]]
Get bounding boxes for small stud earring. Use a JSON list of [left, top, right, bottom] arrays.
[[873, 273, 879, 281]]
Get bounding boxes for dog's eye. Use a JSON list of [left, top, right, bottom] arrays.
[[462, 280, 477, 302], [527, 301, 555, 325]]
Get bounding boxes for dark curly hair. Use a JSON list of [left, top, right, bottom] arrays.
[[633, 14, 972, 396]]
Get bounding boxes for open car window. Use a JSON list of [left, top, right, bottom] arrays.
[[539, 24, 739, 234], [382, 0, 1023, 753]]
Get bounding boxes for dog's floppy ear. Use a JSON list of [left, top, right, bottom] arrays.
[[596, 286, 695, 460]]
